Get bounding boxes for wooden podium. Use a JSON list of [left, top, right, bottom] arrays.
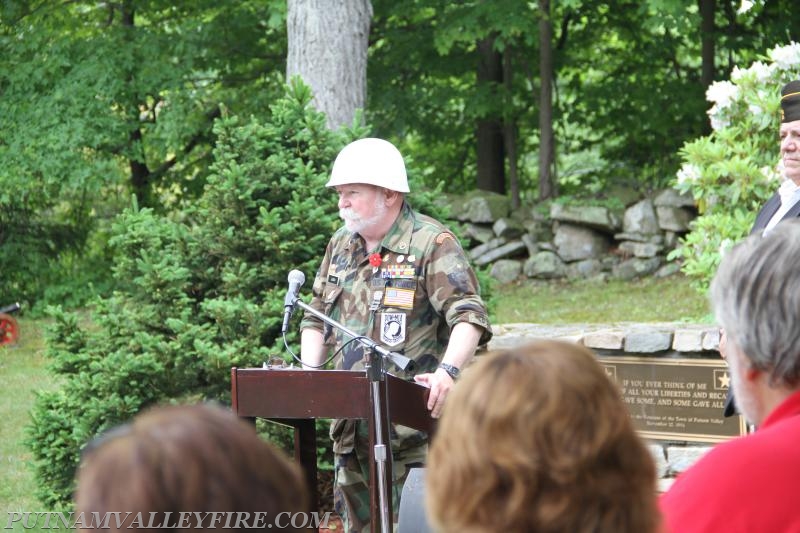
[[230, 368, 435, 532]]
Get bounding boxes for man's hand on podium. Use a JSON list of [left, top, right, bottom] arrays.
[[413, 368, 455, 418]]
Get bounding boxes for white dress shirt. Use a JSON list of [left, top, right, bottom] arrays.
[[764, 179, 800, 233]]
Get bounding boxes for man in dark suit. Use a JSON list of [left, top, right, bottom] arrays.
[[724, 79, 800, 417]]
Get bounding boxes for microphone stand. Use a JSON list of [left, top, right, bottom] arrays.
[[292, 298, 415, 533]]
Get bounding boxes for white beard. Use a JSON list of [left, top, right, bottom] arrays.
[[339, 196, 387, 234]]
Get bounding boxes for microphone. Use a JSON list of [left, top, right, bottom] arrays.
[[387, 351, 416, 373], [281, 270, 306, 334]]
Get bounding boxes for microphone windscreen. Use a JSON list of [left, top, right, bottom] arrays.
[[288, 270, 305, 285]]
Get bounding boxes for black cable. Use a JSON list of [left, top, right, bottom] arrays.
[[282, 332, 374, 370], [283, 331, 403, 504]]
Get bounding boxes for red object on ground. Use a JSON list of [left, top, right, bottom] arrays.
[[0, 313, 19, 345]]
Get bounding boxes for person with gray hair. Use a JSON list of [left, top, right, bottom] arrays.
[[660, 219, 800, 533]]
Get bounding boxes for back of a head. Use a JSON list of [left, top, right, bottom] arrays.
[[326, 137, 409, 192], [711, 219, 800, 388], [426, 340, 659, 533], [75, 403, 309, 532]]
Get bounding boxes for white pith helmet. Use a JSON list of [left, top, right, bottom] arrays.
[[326, 138, 410, 193]]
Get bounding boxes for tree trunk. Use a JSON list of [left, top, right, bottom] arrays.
[[699, 0, 715, 88], [538, 0, 556, 200], [286, 0, 372, 130], [129, 128, 152, 207], [121, 1, 152, 207], [476, 35, 505, 194], [503, 47, 520, 208]]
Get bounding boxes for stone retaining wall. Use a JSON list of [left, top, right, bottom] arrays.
[[444, 188, 697, 284], [488, 322, 735, 492]]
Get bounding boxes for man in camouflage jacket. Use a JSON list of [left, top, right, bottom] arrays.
[[300, 138, 492, 532]]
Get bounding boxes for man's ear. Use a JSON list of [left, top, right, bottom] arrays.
[[383, 188, 403, 207], [745, 364, 761, 382]]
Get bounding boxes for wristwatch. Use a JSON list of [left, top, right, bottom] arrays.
[[438, 363, 460, 380]]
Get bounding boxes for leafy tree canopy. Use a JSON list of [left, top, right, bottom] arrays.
[[369, 0, 800, 196], [0, 0, 287, 305]]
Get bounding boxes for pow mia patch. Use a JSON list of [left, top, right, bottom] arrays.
[[380, 312, 406, 347]]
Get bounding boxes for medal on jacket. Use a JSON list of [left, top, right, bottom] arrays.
[[370, 290, 383, 311], [382, 264, 416, 279], [369, 252, 382, 273]]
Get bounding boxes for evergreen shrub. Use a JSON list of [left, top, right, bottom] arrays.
[[27, 81, 358, 506]]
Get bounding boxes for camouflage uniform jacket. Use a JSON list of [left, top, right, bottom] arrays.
[[300, 201, 492, 453]]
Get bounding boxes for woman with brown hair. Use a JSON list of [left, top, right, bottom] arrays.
[[426, 340, 660, 533], [75, 403, 310, 532]]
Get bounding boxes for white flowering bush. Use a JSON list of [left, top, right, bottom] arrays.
[[671, 42, 800, 291]]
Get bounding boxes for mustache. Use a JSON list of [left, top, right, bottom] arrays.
[[339, 208, 362, 221]]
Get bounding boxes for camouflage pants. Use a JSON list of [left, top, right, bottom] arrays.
[[333, 420, 427, 533]]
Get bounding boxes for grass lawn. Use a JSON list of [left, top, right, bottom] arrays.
[[0, 318, 59, 530], [490, 273, 712, 325], [0, 273, 711, 522]]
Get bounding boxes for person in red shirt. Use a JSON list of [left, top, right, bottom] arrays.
[[660, 219, 800, 533]]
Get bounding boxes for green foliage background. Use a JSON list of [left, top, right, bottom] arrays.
[[3, 1, 800, 308], [369, 0, 800, 196], [0, 0, 287, 308]]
